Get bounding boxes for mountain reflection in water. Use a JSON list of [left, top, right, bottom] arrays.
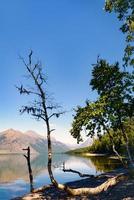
[[0, 154, 122, 200]]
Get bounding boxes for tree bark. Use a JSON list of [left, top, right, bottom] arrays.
[[120, 124, 134, 167], [61, 173, 127, 196], [112, 144, 127, 168], [117, 112, 134, 167], [102, 122, 127, 167], [23, 147, 34, 192]]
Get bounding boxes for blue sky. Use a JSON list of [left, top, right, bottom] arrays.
[[0, 0, 125, 144]]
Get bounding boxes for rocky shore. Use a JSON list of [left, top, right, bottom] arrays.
[[13, 169, 134, 200]]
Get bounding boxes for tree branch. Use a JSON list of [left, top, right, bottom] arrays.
[[62, 162, 94, 178], [48, 111, 65, 120], [16, 85, 41, 97]]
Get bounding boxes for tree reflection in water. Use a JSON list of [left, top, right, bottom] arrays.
[[0, 154, 122, 184]]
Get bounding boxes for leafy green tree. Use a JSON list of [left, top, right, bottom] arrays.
[[70, 58, 134, 166], [105, 0, 134, 66], [89, 119, 134, 155], [91, 59, 134, 165]]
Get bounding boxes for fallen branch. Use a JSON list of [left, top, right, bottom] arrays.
[[29, 172, 127, 197], [62, 162, 94, 178], [62, 162, 117, 179], [32, 184, 51, 193], [56, 173, 127, 196]]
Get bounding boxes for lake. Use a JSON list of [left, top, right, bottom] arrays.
[[0, 154, 122, 200]]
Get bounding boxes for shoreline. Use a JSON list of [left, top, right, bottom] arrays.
[[67, 152, 125, 160], [13, 168, 134, 200], [80, 153, 107, 157]]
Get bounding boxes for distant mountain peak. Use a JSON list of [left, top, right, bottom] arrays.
[[25, 130, 39, 135], [0, 129, 70, 153], [4, 128, 17, 133], [24, 130, 44, 139], [79, 138, 93, 148]]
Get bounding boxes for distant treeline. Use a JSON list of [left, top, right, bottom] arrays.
[[68, 120, 134, 156]]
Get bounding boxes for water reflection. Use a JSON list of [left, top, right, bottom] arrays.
[[0, 154, 122, 183], [0, 154, 68, 183], [0, 154, 121, 199], [89, 156, 122, 172]]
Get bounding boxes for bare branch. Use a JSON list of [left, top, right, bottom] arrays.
[[48, 111, 65, 120], [32, 113, 46, 121], [19, 55, 30, 70], [33, 63, 38, 72], [29, 50, 33, 65], [46, 103, 62, 110], [16, 85, 30, 95], [23, 148, 28, 151], [20, 105, 47, 122], [17, 86, 42, 97], [62, 162, 94, 178], [50, 129, 55, 133], [23, 154, 28, 159]]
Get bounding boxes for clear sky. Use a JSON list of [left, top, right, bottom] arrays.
[[0, 0, 125, 144]]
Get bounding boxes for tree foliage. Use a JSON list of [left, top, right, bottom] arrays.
[[105, 0, 134, 66], [71, 59, 133, 140], [70, 58, 134, 164], [87, 119, 134, 155]]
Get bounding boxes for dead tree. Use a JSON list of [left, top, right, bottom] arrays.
[[17, 50, 64, 189], [17, 51, 127, 197], [62, 162, 94, 178], [23, 146, 34, 192]]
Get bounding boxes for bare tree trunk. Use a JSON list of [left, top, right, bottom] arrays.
[[47, 132, 59, 187], [45, 115, 59, 187], [112, 143, 128, 168], [102, 123, 127, 167], [23, 146, 34, 192], [117, 112, 134, 167], [125, 134, 134, 167], [120, 125, 134, 167]]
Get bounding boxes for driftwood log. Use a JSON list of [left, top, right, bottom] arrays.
[[29, 173, 127, 196], [62, 162, 94, 178]]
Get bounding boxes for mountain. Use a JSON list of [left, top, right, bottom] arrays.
[[66, 138, 93, 153], [79, 138, 93, 148], [0, 129, 69, 154]]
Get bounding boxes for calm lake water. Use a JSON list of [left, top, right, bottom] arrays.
[[0, 154, 122, 200]]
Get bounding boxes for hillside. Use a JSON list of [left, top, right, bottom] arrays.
[[79, 138, 93, 148], [0, 129, 69, 154], [67, 146, 91, 155]]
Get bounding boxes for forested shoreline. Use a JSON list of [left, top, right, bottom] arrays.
[[68, 120, 134, 157]]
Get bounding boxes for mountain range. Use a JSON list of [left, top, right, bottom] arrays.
[[0, 129, 70, 154], [79, 138, 93, 148]]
